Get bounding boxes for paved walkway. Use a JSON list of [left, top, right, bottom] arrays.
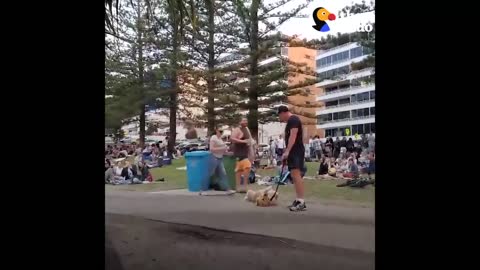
[[106, 213, 375, 270], [106, 190, 375, 252]]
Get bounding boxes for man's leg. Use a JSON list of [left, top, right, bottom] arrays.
[[288, 156, 306, 211], [291, 169, 305, 200], [240, 159, 251, 191], [235, 160, 246, 192]]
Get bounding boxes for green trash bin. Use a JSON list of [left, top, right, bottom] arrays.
[[223, 154, 237, 190]]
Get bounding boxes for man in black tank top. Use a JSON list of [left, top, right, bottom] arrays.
[[277, 106, 306, 211], [230, 118, 252, 193]]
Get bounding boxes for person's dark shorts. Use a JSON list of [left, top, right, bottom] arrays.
[[287, 152, 305, 171], [368, 161, 375, 174]]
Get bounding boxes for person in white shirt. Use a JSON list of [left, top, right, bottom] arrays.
[[114, 162, 124, 177], [269, 139, 277, 165], [276, 135, 286, 157], [209, 128, 235, 193], [312, 136, 322, 160], [308, 136, 314, 159]]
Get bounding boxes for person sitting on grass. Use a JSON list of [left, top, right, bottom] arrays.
[[349, 152, 358, 164], [140, 161, 165, 182], [327, 158, 337, 177], [105, 159, 114, 184], [113, 162, 123, 177], [134, 153, 143, 166], [107, 161, 126, 184], [367, 152, 375, 179], [121, 161, 140, 183], [342, 158, 360, 179], [337, 158, 349, 173], [318, 156, 329, 175]]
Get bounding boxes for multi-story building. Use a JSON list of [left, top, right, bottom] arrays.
[[315, 42, 375, 138], [215, 40, 321, 143]]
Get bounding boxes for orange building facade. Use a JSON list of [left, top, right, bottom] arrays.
[[285, 46, 324, 140]]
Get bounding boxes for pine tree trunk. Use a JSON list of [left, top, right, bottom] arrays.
[[168, 10, 179, 158], [248, 0, 260, 142], [137, 2, 146, 149], [206, 0, 215, 135]]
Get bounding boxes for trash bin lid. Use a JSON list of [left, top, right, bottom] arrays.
[[185, 151, 210, 157]]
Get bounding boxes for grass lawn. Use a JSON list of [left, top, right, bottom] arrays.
[[106, 158, 375, 207], [253, 162, 375, 208]]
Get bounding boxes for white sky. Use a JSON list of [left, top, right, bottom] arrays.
[[271, 0, 375, 40]]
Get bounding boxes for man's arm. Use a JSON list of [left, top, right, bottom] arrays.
[[230, 128, 246, 144]]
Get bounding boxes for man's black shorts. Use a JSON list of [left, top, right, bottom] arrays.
[[287, 152, 305, 171]]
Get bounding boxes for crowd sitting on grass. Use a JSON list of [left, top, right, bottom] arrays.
[[310, 134, 375, 188], [105, 141, 173, 185]]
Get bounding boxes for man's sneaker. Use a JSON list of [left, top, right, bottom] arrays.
[[288, 200, 306, 211]]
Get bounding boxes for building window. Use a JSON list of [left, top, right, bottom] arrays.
[[350, 47, 363, 59], [358, 124, 365, 134], [331, 54, 337, 63], [333, 111, 350, 120], [352, 108, 370, 117], [351, 79, 361, 87], [350, 123, 375, 135], [325, 86, 338, 93], [325, 129, 334, 137], [326, 100, 338, 107], [318, 113, 332, 123], [318, 65, 351, 80], [339, 98, 350, 105], [370, 107, 375, 115], [364, 123, 371, 134], [356, 92, 370, 102], [370, 91, 375, 100], [363, 108, 370, 116], [351, 94, 357, 102]]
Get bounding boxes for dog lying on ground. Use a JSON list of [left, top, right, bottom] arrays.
[[256, 193, 274, 207], [245, 186, 279, 206]]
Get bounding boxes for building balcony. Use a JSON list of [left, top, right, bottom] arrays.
[[316, 68, 375, 88], [317, 84, 375, 102], [315, 42, 357, 59], [316, 115, 375, 129], [316, 55, 372, 74], [316, 100, 375, 115], [259, 56, 281, 66]]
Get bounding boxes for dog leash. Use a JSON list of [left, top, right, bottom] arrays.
[[270, 160, 287, 201]]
